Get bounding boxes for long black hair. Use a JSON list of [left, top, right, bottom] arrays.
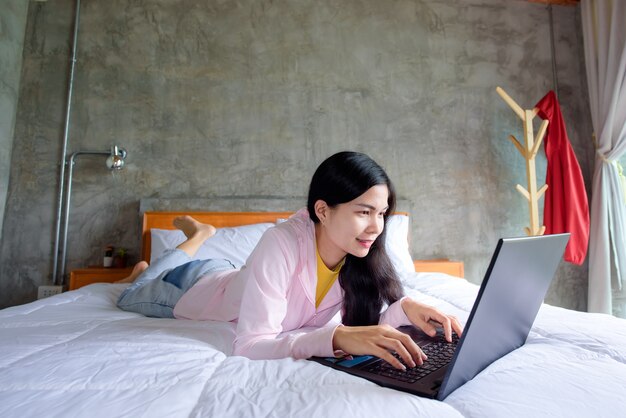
[[307, 151, 404, 326]]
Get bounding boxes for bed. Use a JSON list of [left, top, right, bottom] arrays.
[[1, 211, 625, 418]]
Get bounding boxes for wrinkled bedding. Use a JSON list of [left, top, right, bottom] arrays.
[[1, 273, 625, 418]]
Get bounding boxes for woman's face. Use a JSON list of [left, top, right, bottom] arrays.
[[315, 184, 389, 268]]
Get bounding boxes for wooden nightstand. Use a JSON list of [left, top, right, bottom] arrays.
[[69, 267, 134, 290]]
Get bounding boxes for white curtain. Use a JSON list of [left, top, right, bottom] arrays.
[[581, 0, 626, 315]]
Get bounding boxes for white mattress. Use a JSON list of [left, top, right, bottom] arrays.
[[1, 273, 625, 418]]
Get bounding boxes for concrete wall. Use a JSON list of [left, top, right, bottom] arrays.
[[0, 0, 594, 310], [0, 0, 29, 245]]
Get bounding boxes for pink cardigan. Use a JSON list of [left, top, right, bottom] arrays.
[[173, 208, 411, 360]]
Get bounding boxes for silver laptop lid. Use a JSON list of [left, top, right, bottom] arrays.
[[437, 233, 570, 400]]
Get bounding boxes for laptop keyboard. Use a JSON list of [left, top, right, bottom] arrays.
[[363, 334, 459, 383]]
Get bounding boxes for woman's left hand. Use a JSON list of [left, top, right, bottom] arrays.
[[401, 298, 463, 342]]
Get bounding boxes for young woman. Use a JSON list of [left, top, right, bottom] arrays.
[[117, 151, 462, 370]]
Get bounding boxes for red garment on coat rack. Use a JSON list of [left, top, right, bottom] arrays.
[[535, 91, 589, 265]]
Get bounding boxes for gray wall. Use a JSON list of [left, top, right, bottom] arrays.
[[0, 0, 29, 245], [0, 0, 594, 310]]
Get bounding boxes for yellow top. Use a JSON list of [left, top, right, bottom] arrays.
[[315, 248, 344, 308]]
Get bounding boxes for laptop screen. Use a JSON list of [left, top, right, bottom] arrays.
[[437, 233, 569, 399]]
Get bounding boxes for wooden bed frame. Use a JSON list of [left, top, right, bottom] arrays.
[[69, 211, 463, 290], [141, 211, 464, 278]]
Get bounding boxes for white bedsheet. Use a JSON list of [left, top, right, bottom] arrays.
[[1, 274, 625, 418]]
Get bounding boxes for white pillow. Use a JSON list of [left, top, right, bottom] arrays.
[[150, 223, 274, 268], [149, 214, 415, 274], [384, 214, 416, 274]]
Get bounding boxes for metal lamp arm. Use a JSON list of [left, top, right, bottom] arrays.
[[57, 148, 127, 285]]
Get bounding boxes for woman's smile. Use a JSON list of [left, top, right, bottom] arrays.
[[356, 238, 375, 248]]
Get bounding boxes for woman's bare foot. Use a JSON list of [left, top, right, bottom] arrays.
[[172, 216, 217, 257], [173, 215, 217, 241], [115, 261, 149, 283]]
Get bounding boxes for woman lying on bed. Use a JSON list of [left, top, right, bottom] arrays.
[[117, 151, 463, 370]]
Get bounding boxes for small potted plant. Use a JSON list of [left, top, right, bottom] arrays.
[[104, 246, 114, 267], [113, 247, 128, 268]]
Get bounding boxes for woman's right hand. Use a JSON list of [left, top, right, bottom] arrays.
[[332, 324, 427, 370]]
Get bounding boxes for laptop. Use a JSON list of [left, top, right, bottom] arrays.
[[310, 233, 570, 400]]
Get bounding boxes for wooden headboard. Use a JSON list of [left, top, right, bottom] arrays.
[[141, 211, 294, 263], [141, 211, 464, 278]]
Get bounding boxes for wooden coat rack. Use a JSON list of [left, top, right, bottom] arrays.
[[496, 87, 549, 236]]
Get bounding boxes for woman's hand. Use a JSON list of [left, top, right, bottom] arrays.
[[401, 298, 463, 342], [332, 324, 427, 370]]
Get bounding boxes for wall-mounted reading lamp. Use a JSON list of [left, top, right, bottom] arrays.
[[51, 145, 128, 286], [50, 0, 131, 286]]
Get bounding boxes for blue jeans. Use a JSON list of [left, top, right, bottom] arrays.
[[116, 249, 235, 318]]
